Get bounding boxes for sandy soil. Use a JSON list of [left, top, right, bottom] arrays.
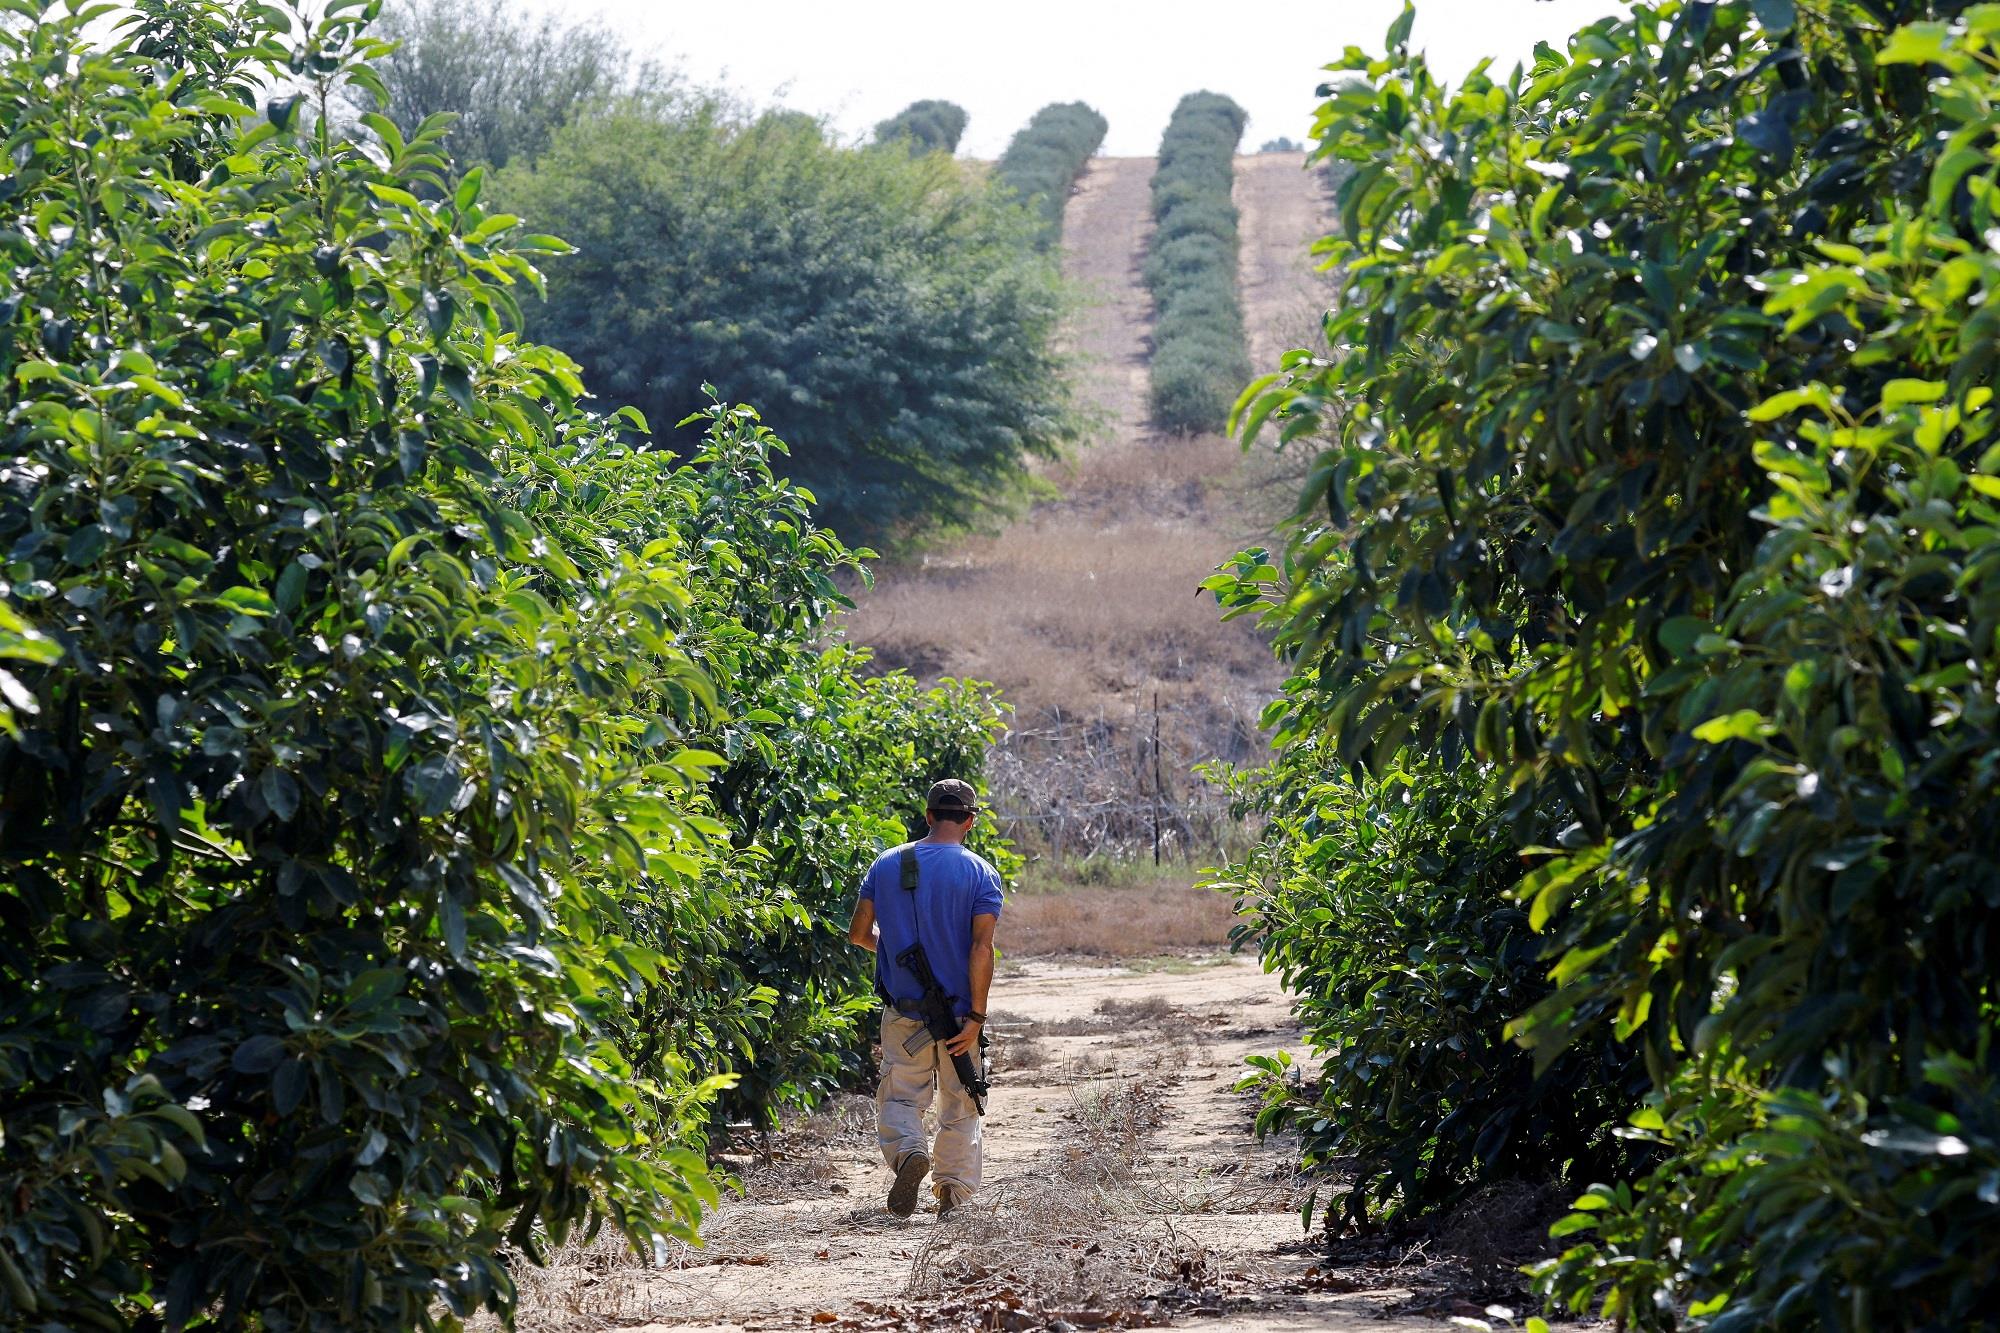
[[566, 957, 1431, 1333]]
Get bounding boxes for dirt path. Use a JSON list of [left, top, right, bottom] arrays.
[[531, 957, 1429, 1332], [1058, 156, 1155, 429], [1233, 152, 1332, 374]]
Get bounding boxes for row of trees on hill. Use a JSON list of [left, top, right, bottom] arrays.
[[0, 3, 1012, 1327], [1148, 92, 1251, 434], [373, 3, 1083, 541], [993, 101, 1111, 246], [874, 98, 969, 154], [1212, 1, 2000, 1327]]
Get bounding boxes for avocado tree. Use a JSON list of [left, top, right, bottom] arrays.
[[874, 99, 969, 154], [0, 3, 722, 1325], [1220, 1, 2000, 1324]]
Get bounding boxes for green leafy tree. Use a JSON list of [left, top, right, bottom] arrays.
[[993, 101, 1109, 246], [1226, 0, 2000, 1325], [1206, 659, 1651, 1230], [498, 106, 1079, 539], [873, 98, 969, 154], [549, 401, 1016, 1124], [1148, 91, 1249, 434], [374, 0, 681, 169], [0, 4, 1024, 1328], [0, 4, 730, 1325]]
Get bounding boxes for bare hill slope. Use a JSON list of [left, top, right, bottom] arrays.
[[847, 152, 1331, 865]]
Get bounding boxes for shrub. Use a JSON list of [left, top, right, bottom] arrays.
[[993, 101, 1109, 246], [873, 99, 969, 154], [498, 105, 1081, 541], [1227, 1, 2000, 1325], [1147, 92, 1249, 434], [1208, 708, 1651, 1230]]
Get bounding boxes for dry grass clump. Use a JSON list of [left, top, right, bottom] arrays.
[[905, 1081, 1196, 1315], [1002, 883, 1239, 959], [1433, 1179, 1564, 1278], [723, 1093, 875, 1204], [992, 1036, 1051, 1073]]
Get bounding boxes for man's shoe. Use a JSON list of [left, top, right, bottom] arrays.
[[887, 1151, 931, 1218], [936, 1186, 971, 1219]]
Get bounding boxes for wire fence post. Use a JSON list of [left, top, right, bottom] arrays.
[[1151, 690, 1163, 866]]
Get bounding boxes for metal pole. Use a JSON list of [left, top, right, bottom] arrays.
[[1151, 691, 1163, 866]]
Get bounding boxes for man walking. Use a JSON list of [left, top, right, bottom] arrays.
[[847, 779, 1002, 1218]]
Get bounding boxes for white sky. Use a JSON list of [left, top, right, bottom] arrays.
[[513, 0, 1630, 157]]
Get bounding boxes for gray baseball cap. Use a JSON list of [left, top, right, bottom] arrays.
[[926, 779, 979, 815]]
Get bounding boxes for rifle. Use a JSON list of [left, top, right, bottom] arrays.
[[894, 845, 990, 1115]]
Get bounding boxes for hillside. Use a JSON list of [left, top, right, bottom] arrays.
[[846, 152, 1333, 867]]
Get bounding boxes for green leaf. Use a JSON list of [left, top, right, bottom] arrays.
[[1876, 20, 1953, 66], [260, 767, 300, 821], [1882, 378, 1947, 408], [231, 1035, 287, 1075], [1693, 710, 1771, 743], [218, 586, 275, 617]]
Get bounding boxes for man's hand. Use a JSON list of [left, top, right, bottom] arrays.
[[944, 1017, 983, 1057]]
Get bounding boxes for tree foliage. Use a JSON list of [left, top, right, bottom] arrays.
[[1219, 0, 2000, 1325], [993, 101, 1109, 246], [1147, 92, 1249, 435], [591, 404, 1017, 1124], [0, 3, 1012, 1326], [873, 99, 969, 154], [373, 0, 681, 169], [497, 106, 1080, 539], [1208, 706, 1652, 1231]]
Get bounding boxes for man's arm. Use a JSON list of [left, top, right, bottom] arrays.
[[944, 912, 997, 1056], [847, 898, 878, 953]]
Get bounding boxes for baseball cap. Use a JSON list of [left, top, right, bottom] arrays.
[[926, 779, 979, 816]]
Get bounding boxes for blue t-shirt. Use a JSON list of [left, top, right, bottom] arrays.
[[858, 842, 1003, 1020]]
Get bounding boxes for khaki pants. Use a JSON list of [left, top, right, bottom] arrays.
[[876, 1011, 982, 1202]]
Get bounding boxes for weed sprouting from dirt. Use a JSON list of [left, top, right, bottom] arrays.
[[994, 1036, 1052, 1072]]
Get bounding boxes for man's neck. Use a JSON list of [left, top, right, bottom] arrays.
[[921, 830, 968, 847]]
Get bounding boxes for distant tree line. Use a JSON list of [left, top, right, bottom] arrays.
[[376, 5, 1079, 540], [373, 1, 681, 168], [1146, 91, 1249, 435], [873, 98, 968, 154], [993, 100, 1110, 247]]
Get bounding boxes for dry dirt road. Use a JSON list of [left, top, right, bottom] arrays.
[[514, 956, 1436, 1332]]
